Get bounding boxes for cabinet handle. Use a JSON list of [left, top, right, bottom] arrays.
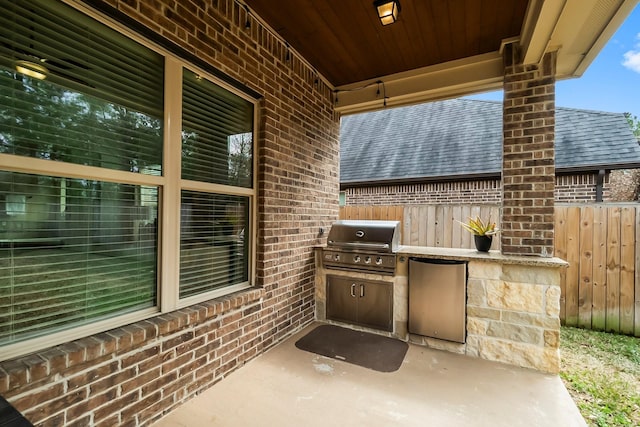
[[350, 283, 356, 297], [360, 284, 365, 298]]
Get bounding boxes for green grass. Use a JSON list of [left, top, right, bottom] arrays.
[[560, 327, 640, 427]]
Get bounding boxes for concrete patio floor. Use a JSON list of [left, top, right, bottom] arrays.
[[152, 322, 586, 427]]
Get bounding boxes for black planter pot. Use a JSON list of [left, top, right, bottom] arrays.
[[474, 235, 493, 252]]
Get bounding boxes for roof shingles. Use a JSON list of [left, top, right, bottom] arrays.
[[340, 99, 640, 184]]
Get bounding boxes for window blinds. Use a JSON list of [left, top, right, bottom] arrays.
[[0, 172, 158, 345], [179, 191, 249, 298], [0, 0, 162, 346], [182, 69, 253, 187], [0, 0, 163, 174]]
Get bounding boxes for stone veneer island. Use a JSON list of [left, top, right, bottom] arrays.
[[315, 246, 568, 373]]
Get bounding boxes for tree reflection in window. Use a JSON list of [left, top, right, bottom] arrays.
[[228, 132, 252, 187]]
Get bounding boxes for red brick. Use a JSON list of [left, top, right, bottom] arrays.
[[24, 389, 87, 424], [94, 414, 121, 427], [160, 374, 192, 400], [93, 391, 138, 421], [12, 383, 65, 413], [107, 328, 134, 353], [161, 331, 195, 352], [65, 415, 92, 427], [121, 390, 162, 421], [20, 354, 49, 383], [66, 388, 117, 421], [136, 394, 175, 426], [161, 351, 193, 374], [67, 361, 119, 390], [122, 345, 160, 368], [141, 370, 177, 396], [121, 367, 161, 394], [0, 367, 8, 394], [37, 413, 65, 427], [2, 359, 28, 392], [89, 366, 136, 395]]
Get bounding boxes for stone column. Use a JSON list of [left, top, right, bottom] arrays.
[[502, 43, 556, 256]]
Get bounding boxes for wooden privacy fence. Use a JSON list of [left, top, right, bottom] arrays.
[[555, 205, 639, 336], [339, 204, 640, 336], [340, 204, 501, 249]]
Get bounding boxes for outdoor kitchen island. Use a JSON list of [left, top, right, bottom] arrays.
[[315, 245, 568, 374]]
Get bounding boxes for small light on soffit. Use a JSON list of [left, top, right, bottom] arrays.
[[15, 60, 48, 80], [244, 5, 251, 30], [374, 0, 401, 26]]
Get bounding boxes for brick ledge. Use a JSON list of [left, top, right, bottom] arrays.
[[0, 287, 265, 395]]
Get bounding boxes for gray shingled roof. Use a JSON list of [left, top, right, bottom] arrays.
[[340, 99, 640, 184]]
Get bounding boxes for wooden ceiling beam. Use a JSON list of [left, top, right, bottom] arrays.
[[519, 0, 567, 65], [334, 52, 504, 115]]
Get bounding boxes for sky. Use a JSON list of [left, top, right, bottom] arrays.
[[466, 4, 640, 118]]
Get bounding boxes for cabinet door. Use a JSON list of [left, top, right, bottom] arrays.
[[326, 276, 358, 324], [357, 281, 393, 332]]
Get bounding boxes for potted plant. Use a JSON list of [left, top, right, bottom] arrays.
[[459, 216, 499, 252]]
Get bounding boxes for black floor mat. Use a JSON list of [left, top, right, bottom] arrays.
[[294, 324, 408, 373]]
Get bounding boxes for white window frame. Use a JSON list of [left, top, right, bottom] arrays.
[[0, 0, 258, 361]]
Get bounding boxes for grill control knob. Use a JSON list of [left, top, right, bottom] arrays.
[[334, 254, 340, 261], [375, 257, 383, 265], [364, 256, 371, 264], [354, 255, 361, 263]]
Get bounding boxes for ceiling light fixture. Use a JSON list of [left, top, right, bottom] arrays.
[[374, 0, 401, 26], [15, 60, 48, 80], [244, 5, 251, 29]]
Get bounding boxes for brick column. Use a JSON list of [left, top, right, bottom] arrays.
[[502, 44, 556, 256]]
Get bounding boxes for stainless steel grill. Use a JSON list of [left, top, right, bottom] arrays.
[[322, 220, 400, 275]]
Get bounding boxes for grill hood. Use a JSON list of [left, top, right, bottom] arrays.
[[326, 220, 400, 253]]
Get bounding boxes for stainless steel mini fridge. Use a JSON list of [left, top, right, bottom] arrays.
[[408, 258, 467, 343]]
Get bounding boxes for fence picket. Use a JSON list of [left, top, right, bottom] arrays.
[[555, 207, 568, 323], [452, 205, 463, 248], [591, 206, 607, 331], [434, 205, 444, 247], [606, 207, 621, 332], [419, 206, 429, 246], [426, 205, 436, 247], [565, 207, 581, 327], [578, 206, 594, 329], [620, 207, 635, 334], [636, 208, 640, 337], [460, 205, 472, 248], [443, 205, 453, 248]]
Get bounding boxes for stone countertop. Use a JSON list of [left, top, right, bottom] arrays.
[[398, 245, 569, 268]]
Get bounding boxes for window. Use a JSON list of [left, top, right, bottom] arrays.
[[0, 172, 158, 345], [180, 192, 249, 298], [0, 0, 255, 358], [180, 69, 253, 299]]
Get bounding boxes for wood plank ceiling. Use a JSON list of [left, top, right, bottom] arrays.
[[244, 0, 529, 87]]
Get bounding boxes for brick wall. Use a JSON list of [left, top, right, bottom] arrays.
[[555, 173, 612, 202], [501, 45, 556, 256], [344, 173, 614, 205], [344, 180, 502, 205], [0, 1, 339, 426]]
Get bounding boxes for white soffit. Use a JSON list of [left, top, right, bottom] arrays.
[[552, 0, 638, 79], [519, 0, 567, 65]]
